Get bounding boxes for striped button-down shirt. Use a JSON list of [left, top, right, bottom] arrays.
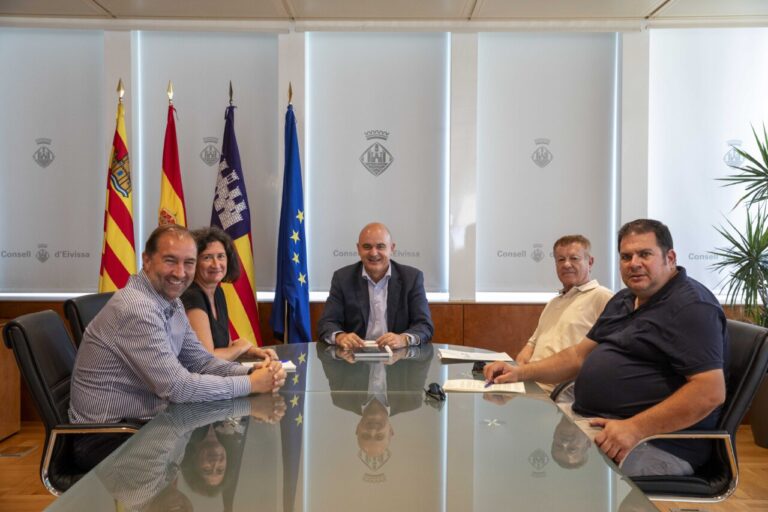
[[69, 272, 252, 424]]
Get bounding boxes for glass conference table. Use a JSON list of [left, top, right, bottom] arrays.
[[48, 343, 657, 511]]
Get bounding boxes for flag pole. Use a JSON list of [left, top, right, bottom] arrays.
[[117, 78, 124, 103], [283, 300, 289, 344], [283, 81, 293, 345]]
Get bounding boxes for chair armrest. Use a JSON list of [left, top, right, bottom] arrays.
[[50, 422, 141, 436], [618, 429, 737, 498], [619, 430, 734, 470], [549, 380, 575, 402], [631, 429, 730, 442], [41, 422, 141, 496]]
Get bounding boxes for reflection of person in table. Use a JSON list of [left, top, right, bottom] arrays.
[[96, 397, 282, 511], [551, 415, 591, 469], [317, 343, 433, 472]]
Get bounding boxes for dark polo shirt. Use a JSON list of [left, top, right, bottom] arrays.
[[573, 267, 727, 468]]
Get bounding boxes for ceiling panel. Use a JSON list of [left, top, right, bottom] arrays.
[[289, 0, 474, 20], [473, 0, 664, 19], [97, 0, 290, 20], [2, 0, 768, 24], [0, 0, 109, 17], [653, 0, 768, 18]]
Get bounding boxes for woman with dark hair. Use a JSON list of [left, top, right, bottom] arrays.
[[180, 421, 245, 505], [182, 226, 277, 361]]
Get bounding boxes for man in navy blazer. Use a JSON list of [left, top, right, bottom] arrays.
[[317, 222, 434, 349]]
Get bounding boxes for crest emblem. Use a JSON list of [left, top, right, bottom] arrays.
[[528, 448, 549, 476], [360, 130, 393, 176], [36, 244, 49, 263], [33, 138, 55, 168], [531, 243, 545, 263], [158, 208, 177, 226], [531, 138, 553, 168], [200, 136, 220, 167], [724, 139, 744, 168], [109, 152, 131, 198]]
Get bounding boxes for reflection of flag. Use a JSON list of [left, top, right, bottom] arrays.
[[281, 348, 306, 512], [211, 106, 263, 345], [270, 104, 311, 343], [99, 100, 136, 292], [158, 104, 186, 226]]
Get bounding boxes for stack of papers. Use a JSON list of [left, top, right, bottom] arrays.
[[242, 360, 297, 372], [443, 379, 525, 394], [353, 341, 393, 361], [437, 348, 513, 362]]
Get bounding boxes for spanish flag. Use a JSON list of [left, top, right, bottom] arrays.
[[158, 103, 186, 226], [99, 97, 136, 292], [211, 105, 263, 345]]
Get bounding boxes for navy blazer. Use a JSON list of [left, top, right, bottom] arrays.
[[317, 260, 434, 344]]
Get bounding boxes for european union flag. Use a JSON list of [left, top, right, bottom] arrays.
[[270, 104, 311, 343]]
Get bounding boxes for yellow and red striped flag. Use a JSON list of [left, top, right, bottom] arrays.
[[211, 105, 263, 345], [99, 96, 136, 292], [158, 103, 186, 226]]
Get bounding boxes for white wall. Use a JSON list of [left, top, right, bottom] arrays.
[[1, 24, 765, 301]]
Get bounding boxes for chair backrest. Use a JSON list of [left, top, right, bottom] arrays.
[[720, 319, 768, 437], [64, 292, 113, 348], [2, 310, 76, 431]]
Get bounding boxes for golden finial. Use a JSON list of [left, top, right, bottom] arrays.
[[229, 81, 233, 106], [288, 82, 293, 105], [117, 78, 125, 103], [167, 80, 174, 103]]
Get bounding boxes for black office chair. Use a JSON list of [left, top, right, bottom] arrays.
[[549, 379, 574, 403], [64, 292, 113, 348], [3, 310, 138, 495], [625, 319, 768, 502]]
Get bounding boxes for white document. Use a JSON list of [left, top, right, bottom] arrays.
[[242, 360, 297, 373], [437, 348, 513, 362], [353, 341, 393, 360], [443, 379, 525, 394]]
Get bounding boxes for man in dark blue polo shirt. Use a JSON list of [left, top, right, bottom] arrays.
[[484, 219, 727, 476]]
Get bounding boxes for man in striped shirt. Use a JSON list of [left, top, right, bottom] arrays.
[[69, 225, 284, 468]]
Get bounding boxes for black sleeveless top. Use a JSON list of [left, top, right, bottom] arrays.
[[180, 282, 230, 349]]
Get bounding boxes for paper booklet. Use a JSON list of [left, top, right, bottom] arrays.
[[437, 348, 514, 362], [353, 341, 393, 360], [242, 360, 297, 372], [443, 379, 525, 394]]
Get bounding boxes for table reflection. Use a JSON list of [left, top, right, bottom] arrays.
[[47, 343, 656, 512]]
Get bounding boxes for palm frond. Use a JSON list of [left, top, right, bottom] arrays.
[[711, 206, 768, 325], [718, 124, 768, 208]]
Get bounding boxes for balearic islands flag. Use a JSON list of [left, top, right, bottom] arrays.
[[270, 103, 311, 343], [99, 97, 136, 292], [158, 103, 186, 226], [211, 105, 263, 345]]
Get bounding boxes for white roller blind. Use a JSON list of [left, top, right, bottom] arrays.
[[307, 32, 449, 293], [476, 33, 617, 292], [0, 28, 105, 292], [137, 31, 279, 291], [648, 28, 768, 293]]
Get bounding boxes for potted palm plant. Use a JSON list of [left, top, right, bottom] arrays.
[[711, 124, 768, 448]]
